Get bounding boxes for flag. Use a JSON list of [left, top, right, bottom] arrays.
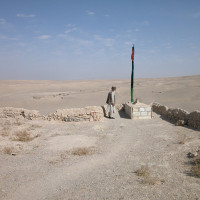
[[131, 47, 134, 62]]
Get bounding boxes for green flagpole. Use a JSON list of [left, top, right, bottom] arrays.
[[131, 44, 135, 103]]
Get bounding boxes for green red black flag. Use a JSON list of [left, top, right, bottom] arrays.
[[131, 46, 134, 62]]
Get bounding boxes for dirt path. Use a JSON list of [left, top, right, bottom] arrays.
[[1, 112, 200, 200]]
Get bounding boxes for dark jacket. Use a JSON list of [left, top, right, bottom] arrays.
[[106, 91, 116, 105]]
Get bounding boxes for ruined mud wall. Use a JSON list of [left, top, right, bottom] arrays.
[[152, 102, 200, 130]]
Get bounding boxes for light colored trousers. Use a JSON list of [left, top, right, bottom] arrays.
[[107, 104, 116, 117]]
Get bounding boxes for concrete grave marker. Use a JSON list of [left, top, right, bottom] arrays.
[[124, 102, 152, 119]]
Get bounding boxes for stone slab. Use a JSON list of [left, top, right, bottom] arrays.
[[124, 102, 152, 120]]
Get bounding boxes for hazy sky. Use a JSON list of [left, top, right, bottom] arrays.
[[0, 0, 200, 80]]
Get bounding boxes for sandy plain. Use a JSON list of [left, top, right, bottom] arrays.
[[0, 75, 200, 200]]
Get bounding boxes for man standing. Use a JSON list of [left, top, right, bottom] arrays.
[[106, 86, 116, 119]]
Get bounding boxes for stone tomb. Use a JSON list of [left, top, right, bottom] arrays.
[[124, 102, 152, 119]]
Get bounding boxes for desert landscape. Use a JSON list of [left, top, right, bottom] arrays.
[[0, 75, 200, 200]]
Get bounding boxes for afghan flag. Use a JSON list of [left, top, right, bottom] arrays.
[[131, 46, 134, 62]]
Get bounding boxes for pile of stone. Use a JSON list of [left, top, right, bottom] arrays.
[[0, 107, 45, 120], [152, 102, 200, 130], [47, 106, 104, 122]]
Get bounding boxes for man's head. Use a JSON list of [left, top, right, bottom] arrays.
[[111, 86, 116, 91]]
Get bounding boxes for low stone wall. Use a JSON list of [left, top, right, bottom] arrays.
[[152, 102, 200, 130], [0, 106, 104, 122], [0, 107, 45, 120], [0, 105, 124, 122], [47, 106, 104, 122]]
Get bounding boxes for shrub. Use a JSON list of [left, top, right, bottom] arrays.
[[71, 147, 93, 156], [192, 159, 200, 177], [136, 165, 150, 177], [135, 165, 164, 185], [14, 130, 34, 142], [3, 146, 14, 155]]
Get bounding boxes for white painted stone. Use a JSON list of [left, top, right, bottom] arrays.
[[145, 107, 151, 112], [133, 111, 140, 116], [138, 116, 151, 119], [141, 112, 148, 116], [124, 102, 152, 120], [148, 112, 152, 116]]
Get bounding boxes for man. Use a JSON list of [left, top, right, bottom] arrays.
[[106, 86, 116, 119]]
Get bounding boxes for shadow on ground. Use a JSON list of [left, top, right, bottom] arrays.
[[159, 115, 199, 132], [118, 109, 130, 119]]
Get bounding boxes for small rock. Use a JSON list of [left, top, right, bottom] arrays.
[[175, 120, 185, 126], [187, 152, 197, 158]]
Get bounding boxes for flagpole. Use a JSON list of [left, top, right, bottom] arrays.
[[131, 44, 135, 103]]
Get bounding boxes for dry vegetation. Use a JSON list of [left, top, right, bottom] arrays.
[[58, 147, 95, 162], [0, 126, 10, 137], [1, 119, 23, 137], [192, 157, 200, 177], [178, 135, 187, 144], [135, 165, 164, 185], [52, 147, 96, 164], [135, 165, 150, 177], [48, 160, 59, 165], [28, 124, 42, 130], [3, 146, 14, 155], [142, 176, 162, 185], [61, 147, 95, 158], [0, 121, 11, 137], [13, 130, 34, 142], [60, 153, 69, 160], [71, 147, 94, 156]]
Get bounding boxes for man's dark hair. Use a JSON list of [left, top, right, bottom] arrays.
[[111, 86, 116, 91]]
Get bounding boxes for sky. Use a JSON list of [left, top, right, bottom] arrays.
[[0, 0, 200, 80]]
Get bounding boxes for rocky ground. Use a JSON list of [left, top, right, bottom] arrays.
[[0, 111, 200, 200]]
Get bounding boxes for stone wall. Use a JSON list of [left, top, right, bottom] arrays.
[[0, 106, 104, 122], [152, 102, 200, 130], [0, 104, 124, 122], [47, 106, 104, 122], [0, 107, 45, 120]]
